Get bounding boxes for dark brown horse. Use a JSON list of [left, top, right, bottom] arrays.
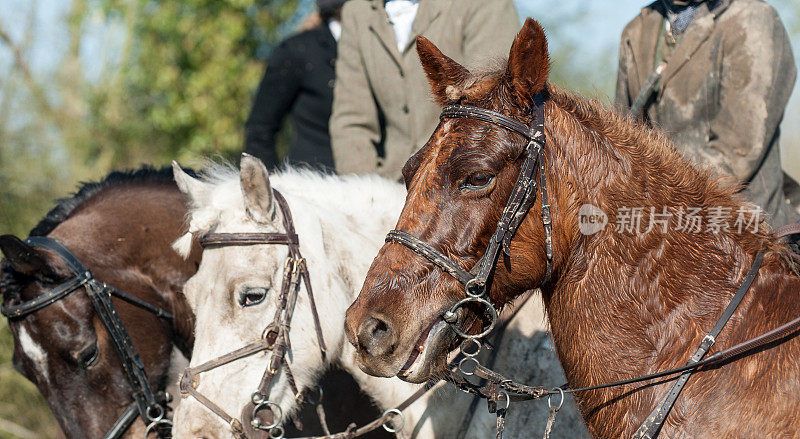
[[345, 19, 800, 438], [0, 168, 200, 438]]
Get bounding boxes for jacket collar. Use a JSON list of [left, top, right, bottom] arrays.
[[315, 23, 336, 50], [633, 3, 666, 89], [660, 0, 730, 86], [367, 0, 442, 64], [401, 0, 442, 54], [367, 1, 403, 66]]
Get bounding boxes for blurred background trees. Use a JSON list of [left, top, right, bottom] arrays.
[[0, 1, 798, 437]]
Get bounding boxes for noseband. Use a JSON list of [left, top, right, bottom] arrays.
[[1, 236, 174, 439], [179, 190, 328, 439]]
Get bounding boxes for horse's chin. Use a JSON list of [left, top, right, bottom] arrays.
[[397, 318, 455, 383]]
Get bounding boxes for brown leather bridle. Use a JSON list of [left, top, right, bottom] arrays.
[[179, 190, 327, 439]]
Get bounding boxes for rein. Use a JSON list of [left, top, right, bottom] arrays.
[[385, 94, 800, 438], [1, 236, 174, 439]]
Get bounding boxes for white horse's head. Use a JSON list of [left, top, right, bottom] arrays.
[[171, 154, 406, 438]]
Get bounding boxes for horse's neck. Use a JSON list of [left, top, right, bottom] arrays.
[[536, 99, 768, 431]]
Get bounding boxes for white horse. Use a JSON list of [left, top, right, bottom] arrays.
[[171, 154, 587, 439]]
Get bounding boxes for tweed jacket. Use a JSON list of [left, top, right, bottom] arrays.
[[615, 0, 797, 226], [330, 0, 520, 179]]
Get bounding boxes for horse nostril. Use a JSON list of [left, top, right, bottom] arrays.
[[358, 316, 395, 357]]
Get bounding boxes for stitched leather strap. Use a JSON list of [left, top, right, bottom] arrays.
[[201, 233, 298, 247], [774, 222, 800, 238], [385, 230, 474, 285], [635, 252, 764, 438]]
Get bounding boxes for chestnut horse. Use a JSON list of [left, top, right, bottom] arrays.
[[345, 19, 800, 438]]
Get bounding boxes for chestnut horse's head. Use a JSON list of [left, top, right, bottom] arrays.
[[345, 19, 556, 382]]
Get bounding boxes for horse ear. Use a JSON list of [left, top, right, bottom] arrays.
[[506, 18, 550, 105], [172, 161, 207, 204], [239, 153, 275, 224], [416, 36, 470, 104], [0, 234, 45, 275]]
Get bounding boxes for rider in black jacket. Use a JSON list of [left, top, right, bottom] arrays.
[[244, 0, 347, 171]]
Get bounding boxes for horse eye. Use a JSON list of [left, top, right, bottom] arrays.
[[76, 344, 99, 369], [239, 287, 269, 307], [461, 173, 495, 191]]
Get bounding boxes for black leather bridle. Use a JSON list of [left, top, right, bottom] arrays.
[[1, 236, 174, 439]]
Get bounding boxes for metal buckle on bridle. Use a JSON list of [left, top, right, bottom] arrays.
[[250, 393, 283, 431], [445, 296, 498, 339], [381, 408, 405, 433]]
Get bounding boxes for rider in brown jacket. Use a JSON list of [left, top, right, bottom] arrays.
[[330, 0, 519, 179], [615, 0, 798, 227]]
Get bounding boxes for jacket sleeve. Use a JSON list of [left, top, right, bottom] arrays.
[[461, 0, 520, 66], [329, 3, 381, 175], [614, 32, 634, 112], [706, 5, 796, 183], [244, 41, 302, 169]]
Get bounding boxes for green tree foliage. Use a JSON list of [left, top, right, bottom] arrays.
[[98, 0, 301, 164], [0, 1, 301, 437]]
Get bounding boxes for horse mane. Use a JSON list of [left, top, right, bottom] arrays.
[[543, 85, 794, 263], [445, 62, 792, 266], [29, 166, 195, 237], [3, 166, 196, 304], [174, 164, 405, 258]]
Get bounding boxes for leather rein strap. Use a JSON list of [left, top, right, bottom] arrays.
[[1, 236, 174, 439]]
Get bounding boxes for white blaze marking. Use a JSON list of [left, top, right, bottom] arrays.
[[17, 326, 50, 383]]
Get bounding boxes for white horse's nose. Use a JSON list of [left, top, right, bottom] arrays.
[[172, 398, 227, 439]]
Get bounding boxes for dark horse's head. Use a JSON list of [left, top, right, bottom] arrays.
[[345, 19, 557, 382], [0, 168, 198, 438]]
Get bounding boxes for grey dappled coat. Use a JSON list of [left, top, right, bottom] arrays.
[[330, 0, 519, 179], [615, 0, 797, 227]]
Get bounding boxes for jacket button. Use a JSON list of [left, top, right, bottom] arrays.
[[328, 79, 335, 88], [403, 105, 409, 113]]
